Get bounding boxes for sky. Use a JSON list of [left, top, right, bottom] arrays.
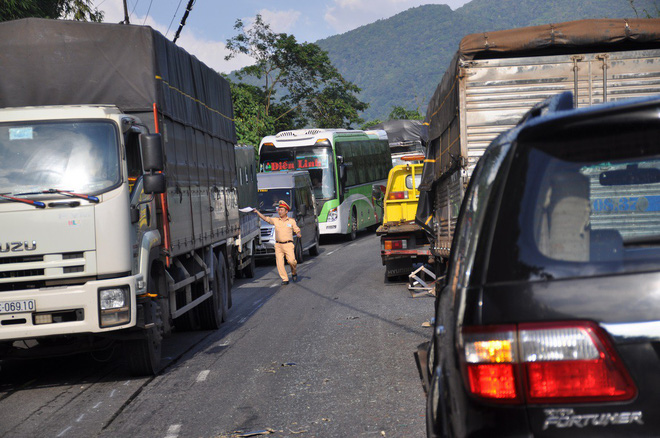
[[96, 0, 471, 74]]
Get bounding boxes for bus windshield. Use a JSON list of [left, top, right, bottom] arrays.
[[260, 146, 336, 200]]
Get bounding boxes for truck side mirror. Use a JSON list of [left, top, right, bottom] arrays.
[[144, 173, 166, 194], [141, 133, 164, 172]]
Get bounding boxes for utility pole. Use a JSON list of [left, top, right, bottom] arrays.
[[122, 0, 130, 24]]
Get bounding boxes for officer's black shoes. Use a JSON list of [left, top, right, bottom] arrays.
[[292, 274, 298, 282], [281, 280, 289, 285]]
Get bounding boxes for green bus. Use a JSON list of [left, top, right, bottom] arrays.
[[259, 129, 392, 240]]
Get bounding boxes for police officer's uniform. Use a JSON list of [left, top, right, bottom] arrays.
[[261, 201, 301, 283]]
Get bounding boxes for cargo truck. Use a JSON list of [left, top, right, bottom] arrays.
[[0, 18, 240, 375], [232, 145, 260, 279], [416, 18, 660, 269]]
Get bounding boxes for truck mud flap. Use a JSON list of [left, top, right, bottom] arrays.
[[415, 340, 431, 394], [385, 258, 413, 278]]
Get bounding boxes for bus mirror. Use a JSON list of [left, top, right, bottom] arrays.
[[339, 164, 347, 186], [337, 155, 344, 165]]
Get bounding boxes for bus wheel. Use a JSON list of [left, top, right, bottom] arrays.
[[349, 210, 358, 241]]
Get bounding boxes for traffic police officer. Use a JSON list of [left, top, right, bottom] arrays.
[[254, 200, 301, 285]]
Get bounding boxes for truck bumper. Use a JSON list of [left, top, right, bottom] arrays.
[[0, 276, 139, 341], [380, 249, 432, 264]]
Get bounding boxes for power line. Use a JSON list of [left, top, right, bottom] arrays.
[[173, 0, 196, 44], [166, 0, 184, 37], [142, 0, 154, 25]]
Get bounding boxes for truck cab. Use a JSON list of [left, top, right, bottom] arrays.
[[377, 155, 431, 280], [0, 105, 163, 355]]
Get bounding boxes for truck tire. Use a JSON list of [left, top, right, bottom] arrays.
[[125, 300, 162, 376], [241, 242, 256, 278], [199, 252, 229, 330]]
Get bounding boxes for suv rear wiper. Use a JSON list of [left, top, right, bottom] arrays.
[[0, 193, 46, 208]]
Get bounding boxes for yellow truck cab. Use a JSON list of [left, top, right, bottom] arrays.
[[377, 155, 431, 280]]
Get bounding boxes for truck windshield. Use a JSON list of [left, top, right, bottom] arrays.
[[260, 146, 336, 200], [0, 121, 120, 195]]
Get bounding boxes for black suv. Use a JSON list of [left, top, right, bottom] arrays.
[[419, 92, 660, 437]]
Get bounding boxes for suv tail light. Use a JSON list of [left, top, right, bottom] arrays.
[[461, 321, 636, 404]]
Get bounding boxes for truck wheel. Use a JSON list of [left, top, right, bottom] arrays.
[[126, 300, 162, 376], [199, 252, 229, 330], [241, 242, 256, 278], [227, 248, 237, 287], [309, 229, 320, 256], [349, 210, 358, 241]]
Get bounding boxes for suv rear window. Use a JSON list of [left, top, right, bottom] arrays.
[[488, 123, 660, 283]]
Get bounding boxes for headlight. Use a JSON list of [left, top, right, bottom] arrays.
[[100, 288, 126, 309], [327, 207, 338, 222], [98, 286, 130, 328]]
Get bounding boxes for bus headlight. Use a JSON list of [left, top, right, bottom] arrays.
[[99, 286, 130, 328], [327, 207, 338, 222]]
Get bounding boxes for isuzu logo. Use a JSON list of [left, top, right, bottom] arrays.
[[0, 241, 37, 253]]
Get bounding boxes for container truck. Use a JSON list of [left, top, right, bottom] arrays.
[[0, 18, 240, 375], [367, 119, 426, 166], [416, 18, 660, 268]]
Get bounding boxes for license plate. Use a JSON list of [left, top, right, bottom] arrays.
[[0, 299, 36, 314]]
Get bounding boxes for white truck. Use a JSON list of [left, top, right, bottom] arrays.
[[416, 18, 660, 262], [0, 18, 240, 375]]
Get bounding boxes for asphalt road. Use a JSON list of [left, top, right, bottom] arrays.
[[0, 232, 434, 438]]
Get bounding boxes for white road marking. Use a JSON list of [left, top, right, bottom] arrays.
[[76, 414, 85, 422], [93, 402, 102, 409], [56, 426, 72, 437], [109, 389, 116, 398], [165, 424, 182, 438], [196, 370, 210, 382]]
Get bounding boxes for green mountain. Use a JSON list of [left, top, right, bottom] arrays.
[[315, 0, 658, 121]]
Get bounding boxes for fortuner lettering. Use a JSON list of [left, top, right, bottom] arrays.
[[543, 409, 644, 430]]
